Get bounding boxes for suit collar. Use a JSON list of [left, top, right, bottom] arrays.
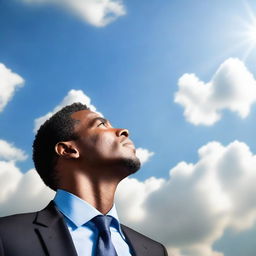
[[34, 202, 147, 256], [34, 201, 61, 227], [34, 201, 77, 256]]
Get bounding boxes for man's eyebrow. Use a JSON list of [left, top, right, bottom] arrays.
[[89, 117, 109, 127]]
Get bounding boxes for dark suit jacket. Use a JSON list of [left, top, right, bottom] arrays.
[[0, 201, 168, 256]]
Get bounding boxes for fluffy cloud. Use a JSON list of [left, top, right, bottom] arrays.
[[0, 141, 54, 216], [174, 58, 256, 125], [20, 0, 125, 27], [0, 166, 54, 217], [0, 63, 24, 112], [0, 140, 27, 162], [135, 147, 154, 165], [34, 89, 100, 132], [116, 177, 164, 223], [117, 140, 256, 256]]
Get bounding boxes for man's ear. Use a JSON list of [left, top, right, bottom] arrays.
[[55, 141, 80, 159]]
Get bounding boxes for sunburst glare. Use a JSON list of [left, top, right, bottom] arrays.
[[238, 2, 256, 60]]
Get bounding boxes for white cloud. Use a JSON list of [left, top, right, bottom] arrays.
[[0, 140, 28, 162], [0, 165, 54, 217], [174, 58, 256, 125], [135, 147, 154, 165], [0, 63, 24, 112], [34, 89, 100, 132], [117, 141, 256, 256], [0, 161, 23, 204], [0, 141, 54, 216], [1, 139, 256, 255], [20, 0, 126, 27], [116, 177, 164, 222]]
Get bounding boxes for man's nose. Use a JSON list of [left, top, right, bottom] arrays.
[[116, 128, 129, 137]]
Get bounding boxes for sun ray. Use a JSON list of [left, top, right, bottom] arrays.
[[237, 1, 256, 60], [198, 1, 256, 77], [242, 41, 256, 61]]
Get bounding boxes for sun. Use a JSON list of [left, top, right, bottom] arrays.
[[239, 2, 256, 60]]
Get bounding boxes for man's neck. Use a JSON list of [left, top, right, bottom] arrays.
[[59, 173, 119, 214]]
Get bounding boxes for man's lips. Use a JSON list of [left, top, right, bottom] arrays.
[[122, 140, 135, 150], [123, 142, 134, 147]]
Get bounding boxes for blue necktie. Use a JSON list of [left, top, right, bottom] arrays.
[[92, 215, 118, 256]]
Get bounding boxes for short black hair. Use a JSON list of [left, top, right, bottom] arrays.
[[33, 102, 89, 191]]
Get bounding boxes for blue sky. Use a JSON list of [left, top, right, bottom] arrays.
[[1, 0, 256, 255]]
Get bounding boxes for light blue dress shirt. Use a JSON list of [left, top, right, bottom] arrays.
[[54, 189, 132, 256]]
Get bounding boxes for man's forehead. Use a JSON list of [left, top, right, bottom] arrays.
[[71, 109, 100, 122]]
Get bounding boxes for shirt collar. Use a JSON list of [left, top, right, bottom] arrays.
[[53, 189, 122, 235]]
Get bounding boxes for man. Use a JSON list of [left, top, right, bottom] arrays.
[[0, 103, 168, 256]]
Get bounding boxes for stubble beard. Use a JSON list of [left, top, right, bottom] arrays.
[[121, 156, 141, 175]]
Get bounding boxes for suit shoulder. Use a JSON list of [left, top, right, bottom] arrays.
[[0, 211, 37, 222], [121, 224, 168, 255], [121, 224, 160, 244], [0, 211, 37, 230]]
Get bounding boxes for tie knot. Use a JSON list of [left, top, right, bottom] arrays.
[[91, 215, 113, 233]]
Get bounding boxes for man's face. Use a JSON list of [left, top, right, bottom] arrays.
[[71, 110, 141, 176]]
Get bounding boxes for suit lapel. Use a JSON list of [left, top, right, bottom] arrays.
[[121, 225, 149, 256], [34, 201, 77, 256]]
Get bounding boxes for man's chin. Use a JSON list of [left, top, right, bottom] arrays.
[[121, 157, 141, 175]]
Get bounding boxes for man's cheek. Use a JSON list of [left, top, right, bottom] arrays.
[[98, 138, 119, 157]]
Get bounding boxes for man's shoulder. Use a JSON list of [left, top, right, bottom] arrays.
[[0, 211, 37, 226], [121, 224, 159, 244], [121, 224, 168, 256], [0, 211, 40, 239], [0, 201, 56, 233], [0, 202, 78, 256], [0, 211, 37, 221]]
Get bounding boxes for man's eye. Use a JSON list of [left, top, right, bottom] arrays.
[[97, 122, 107, 127]]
